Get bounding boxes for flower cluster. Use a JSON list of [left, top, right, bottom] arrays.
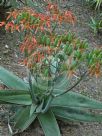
[[3, 5, 76, 33], [87, 49, 102, 77], [0, 1, 102, 78]]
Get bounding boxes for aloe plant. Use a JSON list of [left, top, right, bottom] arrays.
[[0, 1, 102, 135], [0, 66, 102, 135]]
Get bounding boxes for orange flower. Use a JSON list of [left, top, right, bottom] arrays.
[[95, 63, 101, 78], [15, 25, 20, 32], [23, 58, 28, 66], [5, 21, 14, 31], [89, 63, 101, 78], [63, 11, 76, 24], [0, 22, 5, 27], [32, 37, 37, 45], [68, 70, 75, 78], [46, 21, 51, 28]]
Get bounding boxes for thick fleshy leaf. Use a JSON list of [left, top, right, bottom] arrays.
[[52, 107, 102, 122], [30, 104, 37, 116], [38, 110, 61, 136], [0, 66, 29, 90], [53, 74, 70, 94], [31, 74, 69, 94], [51, 91, 102, 109], [0, 90, 32, 105], [13, 106, 37, 131]]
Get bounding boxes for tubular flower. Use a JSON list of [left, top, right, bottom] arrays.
[[0, 21, 5, 27]]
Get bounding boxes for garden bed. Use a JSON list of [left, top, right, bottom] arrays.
[[0, 0, 102, 136]]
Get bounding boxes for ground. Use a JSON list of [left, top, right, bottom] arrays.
[[0, 0, 102, 136]]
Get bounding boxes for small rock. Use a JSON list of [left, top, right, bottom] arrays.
[[5, 45, 9, 49], [3, 50, 9, 55], [14, 53, 18, 58]]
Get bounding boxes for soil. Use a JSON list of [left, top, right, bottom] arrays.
[[0, 0, 102, 136]]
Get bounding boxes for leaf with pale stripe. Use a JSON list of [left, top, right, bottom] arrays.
[[51, 91, 102, 109], [14, 106, 37, 131], [38, 110, 61, 136], [0, 90, 31, 105], [52, 107, 102, 122], [0, 66, 29, 90]]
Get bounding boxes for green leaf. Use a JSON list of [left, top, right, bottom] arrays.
[[52, 107, 102, 122], [95, 0, 102, 9], [30, 104, 37, 116], [14, 106, 37, 132], [36, 100, 44, 113], [38, 110, 61, 136], [0, 90, 31, 105], [0, 66, 29, 90], [51, 91, 102, 110], [53, 74, 70, 94]]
